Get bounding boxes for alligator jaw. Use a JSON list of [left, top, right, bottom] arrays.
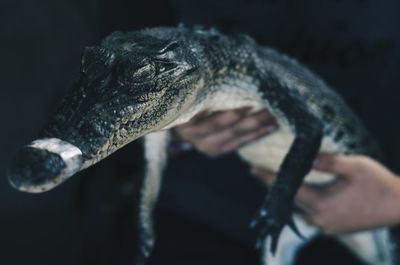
[[8, 138, 83, 193]]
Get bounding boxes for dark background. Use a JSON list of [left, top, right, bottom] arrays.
[[0, 0, 399, 264]]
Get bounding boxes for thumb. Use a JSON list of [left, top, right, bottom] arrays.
[[313, 153, 361, 178]]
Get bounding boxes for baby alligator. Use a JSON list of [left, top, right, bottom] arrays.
[[7, 26, 397, 265]]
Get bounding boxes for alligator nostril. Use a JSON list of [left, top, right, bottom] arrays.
[[8, 147, 66, 192]]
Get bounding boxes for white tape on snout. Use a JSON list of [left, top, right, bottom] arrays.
[[28, 138, 83, 182]]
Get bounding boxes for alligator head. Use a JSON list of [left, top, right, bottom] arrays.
[[8, 31, 202, 193]]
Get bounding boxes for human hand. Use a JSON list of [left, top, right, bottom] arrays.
[[175, 108, 277, 157], [252, 154, 400, 235]]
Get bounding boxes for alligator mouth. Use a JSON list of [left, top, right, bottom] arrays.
[[8, 138, 83, 193]]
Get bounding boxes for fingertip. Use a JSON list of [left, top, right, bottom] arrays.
[[313, 153, 331, 170], [315, 153, 360, 177]]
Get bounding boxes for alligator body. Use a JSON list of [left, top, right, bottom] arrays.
[[8, 26, 397, 265]]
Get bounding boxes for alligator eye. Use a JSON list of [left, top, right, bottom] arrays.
[[132, 64, 154, 80], [154, 41, 180, 62], [117, 60, 155, 86]]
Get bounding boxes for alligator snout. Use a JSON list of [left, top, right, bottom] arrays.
[[8, 138, 83, 193]]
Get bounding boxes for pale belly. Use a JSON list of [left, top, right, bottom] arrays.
[[238, 122, 339, 185], [188, 82, 341, 185]]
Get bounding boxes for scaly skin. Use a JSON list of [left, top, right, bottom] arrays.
[[7, 25, 395, 265]]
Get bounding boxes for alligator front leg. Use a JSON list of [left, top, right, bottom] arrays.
[[252, 124, 322, 253], [251, 72, 324, 254]]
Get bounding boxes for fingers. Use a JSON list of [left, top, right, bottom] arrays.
[[178, 108, 251, 138], [252, 154, 397, 235], [205, 111, 277, 155], [314, 154, 369, 179], [175, 108, 277, 157], [251, 166, 331, 213], [252, 154, 371, 188], [218, 124, 275, 154], [314, 154, 352, 174]]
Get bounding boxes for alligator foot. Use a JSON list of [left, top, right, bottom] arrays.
[[251, 198, 302, 254]]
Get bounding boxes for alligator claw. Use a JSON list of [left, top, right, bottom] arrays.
[[288, 216, 305, 239], [252, 213, 285, 254], [251, 199, 304, 254]]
